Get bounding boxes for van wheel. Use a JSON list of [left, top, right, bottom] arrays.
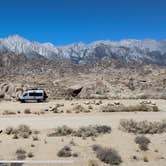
[[21, 100, 25, 103], [37, 99, 41, 103]]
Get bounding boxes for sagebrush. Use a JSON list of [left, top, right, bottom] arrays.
[[48, 125, 111, 137], [92, 145, 122, 165], [135, 136, 151, 151], [119, 119, 166, 134]]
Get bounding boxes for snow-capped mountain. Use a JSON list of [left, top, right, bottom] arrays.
[[0, 35, 166, 65]]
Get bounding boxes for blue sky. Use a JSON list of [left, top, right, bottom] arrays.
[[0, 0, 166, 45]]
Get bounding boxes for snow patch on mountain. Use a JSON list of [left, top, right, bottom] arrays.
[[0, 35, 166, 65]]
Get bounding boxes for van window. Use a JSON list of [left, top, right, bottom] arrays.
[[29, 93, 43, 96]]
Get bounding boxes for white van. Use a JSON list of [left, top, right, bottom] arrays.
[[19, 89, 48, 103]]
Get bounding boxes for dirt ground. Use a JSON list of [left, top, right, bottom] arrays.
[[0, 99, 166, 166]]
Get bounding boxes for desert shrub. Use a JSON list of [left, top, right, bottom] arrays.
[[74, 125, 111, 137], [88, 105, 93, 110], [66, 110, 72, 113], [5, 127, 14, 135], [92, 144, 102, 152], [101, 103, 159, 112], [24, 108, 31, 114], [2, 110, 16, 115], [143, 156, 149, 162], [92, 145, 122, 165], [32, 135, 39, 141], [95, 125, 112, 134], [48, 125, 111, 138], [72, 152, 78, 157], [13, 134, 19, 139], [135, 136, 150, 151], [31, 144, 35, 147], [48, 125, 74, 137], [132, 155, 138, 160], [15, 125, 32, 138], [69, 139, 76, 146], [57, 146, 72, 157], [119, 119, 166, 134], [88, 160, 99, 166], [74, 126, 98, 137], [16, 148, 26, 160], [27, 152, 34, 158], [5, 125, 32, 138]]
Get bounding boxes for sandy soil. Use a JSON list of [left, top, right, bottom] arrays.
[[0, 99, 166, 166]]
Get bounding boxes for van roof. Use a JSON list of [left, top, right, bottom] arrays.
[[25, 89, 45, 93]]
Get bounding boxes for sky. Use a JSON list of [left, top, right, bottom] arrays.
[[0, 0, 166, 45]]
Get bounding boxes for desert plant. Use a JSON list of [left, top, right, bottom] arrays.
[[69, 139, 76, 146], [31, 144, 35, 147], [72, 152, 78, 157], [16, 148, 26, 160], [48, 125, 111, 138], [6, 124, 32, 139], [92, 145, 122, 165], [24, 108, 31, 114], [143, 156, 149, 162], [57, 146, 72, 157], [15, 125, 32, 138], [27, 152, 34, 158], [48, 125, 74, 137], [13, 134, 19, 139], [135, 136, 150, 151], [66, 110, 72, 113], [74, 125, 111, 137], [32, 135, 39, 141], [120, 119, 166, 134], [5, 127, 14, 135], [3, 110, 16, 115]]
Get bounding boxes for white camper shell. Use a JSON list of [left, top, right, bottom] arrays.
[[19, 89, 48, 103]]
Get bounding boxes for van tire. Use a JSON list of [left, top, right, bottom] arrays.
[[21, 100, 25, 103]]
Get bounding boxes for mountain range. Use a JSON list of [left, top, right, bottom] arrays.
[[0, 35, 166, 65]]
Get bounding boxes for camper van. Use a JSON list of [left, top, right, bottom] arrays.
[[19, 89, 48, 103]]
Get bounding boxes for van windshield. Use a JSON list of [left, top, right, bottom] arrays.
[[23, 93, 28, 97]]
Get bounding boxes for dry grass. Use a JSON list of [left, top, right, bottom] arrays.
[[48, 125, 111, 138], [88, 160, 99, 166], [70, 105, 89, 113], [101, 103, 159, 112], [119, 119, 166, 134], [92, 145, 122, 165]]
